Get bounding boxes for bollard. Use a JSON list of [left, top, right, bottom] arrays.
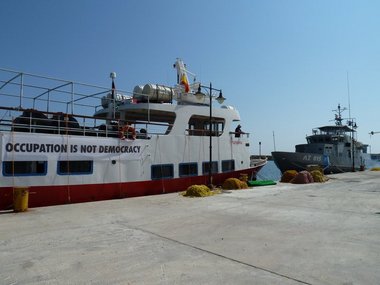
[[13, 187, 29, 212]]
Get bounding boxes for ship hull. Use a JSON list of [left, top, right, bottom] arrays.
[[0, 165, 264, 210], [0, 131, 266, 210], [272, 151, 359, 174]]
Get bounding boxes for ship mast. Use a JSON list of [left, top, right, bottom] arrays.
[[333, 104, 346, 126]]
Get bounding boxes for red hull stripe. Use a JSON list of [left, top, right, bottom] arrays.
[[0, 167, 263, 210]]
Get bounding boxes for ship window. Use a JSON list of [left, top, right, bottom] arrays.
[[151, 164, 174, 180], [187, 115, 225, 136], [204, 121, 224, 137], [57, 160, 93, 175], [202, 161, 218, 174], [179, 162, 198, 177], [2, 161, 47, 176], [222, 160, 235, 172]]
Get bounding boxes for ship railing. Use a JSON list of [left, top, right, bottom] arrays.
[[183, 129, 251, 138], [0, 67, 133, 122], [229, 131, 250, 139], [0, 111, 117, 138], [0, 106, 175, 139], [0, 68, 179, 139]]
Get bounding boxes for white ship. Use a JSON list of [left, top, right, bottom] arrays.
[[0, 59, 266, 210]]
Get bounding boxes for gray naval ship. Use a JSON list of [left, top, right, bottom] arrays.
[[272, 105, 371, 174]]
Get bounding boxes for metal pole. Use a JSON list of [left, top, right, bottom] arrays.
[[47, 91, 50, 113], [352, 128, 355, 172], [112, 78, 116, 120], [209, 82, 213, 187], [259, 142, 261, 157], [19, 73, 24, 108], [71, 82, 74, 114]]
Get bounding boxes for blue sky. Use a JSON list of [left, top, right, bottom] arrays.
[[1, 0, 380, 154]]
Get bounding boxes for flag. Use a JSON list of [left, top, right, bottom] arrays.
[[180, 74, 190, 93]]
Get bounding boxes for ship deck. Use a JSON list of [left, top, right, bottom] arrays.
[[1, 170, 380, 284]]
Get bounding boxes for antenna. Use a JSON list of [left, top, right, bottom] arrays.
[[272, 131, 276, 151], [332, 104, 346, 126], [369, 131, 380, 136], [347, 71, 351, 119]]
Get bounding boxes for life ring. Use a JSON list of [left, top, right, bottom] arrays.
[[119, 125, 136, 140]]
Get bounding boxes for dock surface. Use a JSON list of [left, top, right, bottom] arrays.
[[1, 171, 380, 284]]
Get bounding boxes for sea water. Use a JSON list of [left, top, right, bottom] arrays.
[[256, 160, 282, 181]]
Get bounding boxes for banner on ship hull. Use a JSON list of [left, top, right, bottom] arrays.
[[1, 133, 144, 161]]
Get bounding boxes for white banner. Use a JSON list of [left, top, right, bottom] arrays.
[[1, 133, 144, 161]]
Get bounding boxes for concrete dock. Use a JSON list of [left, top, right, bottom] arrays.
[[1, 171, 380, 285]]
